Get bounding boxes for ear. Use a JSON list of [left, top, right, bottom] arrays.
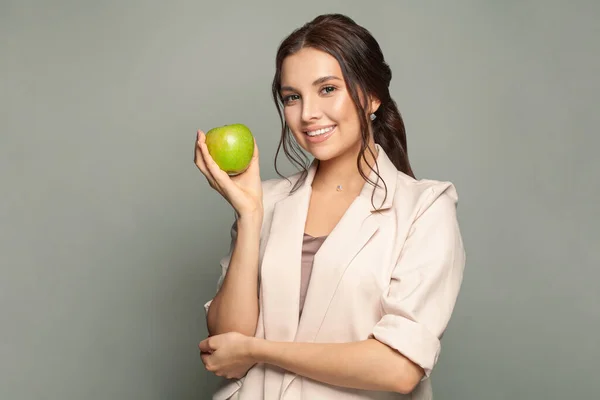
[[369, 95, 381, 114]]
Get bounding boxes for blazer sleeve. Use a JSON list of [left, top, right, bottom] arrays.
[[203, 216, 238, 316], [370, 185, 466, 379]]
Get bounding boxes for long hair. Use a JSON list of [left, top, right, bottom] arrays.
[[271, 13, 415, 202]]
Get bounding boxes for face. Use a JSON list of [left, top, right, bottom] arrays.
[[279, 47, 379, 161]]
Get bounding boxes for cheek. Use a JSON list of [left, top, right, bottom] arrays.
[[330, 94, 358, 125], [330, 100, 361, 140], [283, 106, 300, 127], [283, 107, 293, 125]]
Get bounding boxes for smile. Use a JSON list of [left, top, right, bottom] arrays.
[[304, 125, 336, 137], [303, 125, 337, 144]]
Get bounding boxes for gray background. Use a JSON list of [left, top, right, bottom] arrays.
[[1, 0, 598, 399]]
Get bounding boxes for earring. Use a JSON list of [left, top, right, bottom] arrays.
[[369, 113, 376, 121]]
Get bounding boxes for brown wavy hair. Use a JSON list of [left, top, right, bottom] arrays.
[[271, 13, 415, 202]]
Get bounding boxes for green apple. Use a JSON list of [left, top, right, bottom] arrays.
[[205, 123, 255, 176]]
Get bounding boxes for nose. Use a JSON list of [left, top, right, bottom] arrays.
[[301, 96, 322, 122]]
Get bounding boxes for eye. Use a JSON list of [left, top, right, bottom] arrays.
[[320, 86, 337, 95], [282, 94, 300, 105]]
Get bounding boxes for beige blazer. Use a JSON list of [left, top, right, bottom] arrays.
[[204, 144, 466, 400]]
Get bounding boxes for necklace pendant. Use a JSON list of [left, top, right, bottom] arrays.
[[336, 185, 343, 191]]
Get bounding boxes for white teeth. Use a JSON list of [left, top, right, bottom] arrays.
[[306, 126, 335, 137]]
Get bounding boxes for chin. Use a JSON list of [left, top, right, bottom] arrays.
[[307, 147, 339, 161], [306, 143, 355, 162]]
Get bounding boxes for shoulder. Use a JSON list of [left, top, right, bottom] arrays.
[[392, 171, 460, 221]]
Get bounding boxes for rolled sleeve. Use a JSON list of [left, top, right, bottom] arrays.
[[371, 186, 466, 379]]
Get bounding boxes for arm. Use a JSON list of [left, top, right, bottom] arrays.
[[250, 338, 423, 394], [206, 212, 262, 337], [369, 189, 465, 380]]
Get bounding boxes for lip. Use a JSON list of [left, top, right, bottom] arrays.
[[305, 125, 337, 144]]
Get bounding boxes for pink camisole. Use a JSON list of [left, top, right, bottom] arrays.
[[300, 233, 327, 317]]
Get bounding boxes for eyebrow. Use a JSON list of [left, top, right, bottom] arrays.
[[280, 75, 342, 92]]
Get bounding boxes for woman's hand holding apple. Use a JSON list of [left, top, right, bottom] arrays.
[[194, 129, 263, 219]]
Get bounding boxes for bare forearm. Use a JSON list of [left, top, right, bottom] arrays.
[[251, 338, 423, 394], [207, 214, 262, 336]]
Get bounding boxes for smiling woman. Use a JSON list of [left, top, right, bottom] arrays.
[[196, 13, 466, 400]]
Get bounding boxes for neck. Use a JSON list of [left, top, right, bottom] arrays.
[[311, 140, 379, 193]]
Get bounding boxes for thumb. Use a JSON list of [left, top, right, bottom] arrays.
[[252, 137, 259, 159], [246, 138, 260, 172]]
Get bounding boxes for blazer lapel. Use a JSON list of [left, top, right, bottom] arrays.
[[259, 162, 317, 400], [260, 185, 310, 343]]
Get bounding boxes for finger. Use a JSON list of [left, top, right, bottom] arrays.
[[194, 131, 217, 187], [200, 353, 209, 365], [200, 354, 215, 372], [194, 130, 207, 170], [198, 338, 214, 353], [195, 142, 213, 183], [197, 136, 231, 190]]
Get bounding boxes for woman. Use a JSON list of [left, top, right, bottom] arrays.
[[195, 13, 466, 400]]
